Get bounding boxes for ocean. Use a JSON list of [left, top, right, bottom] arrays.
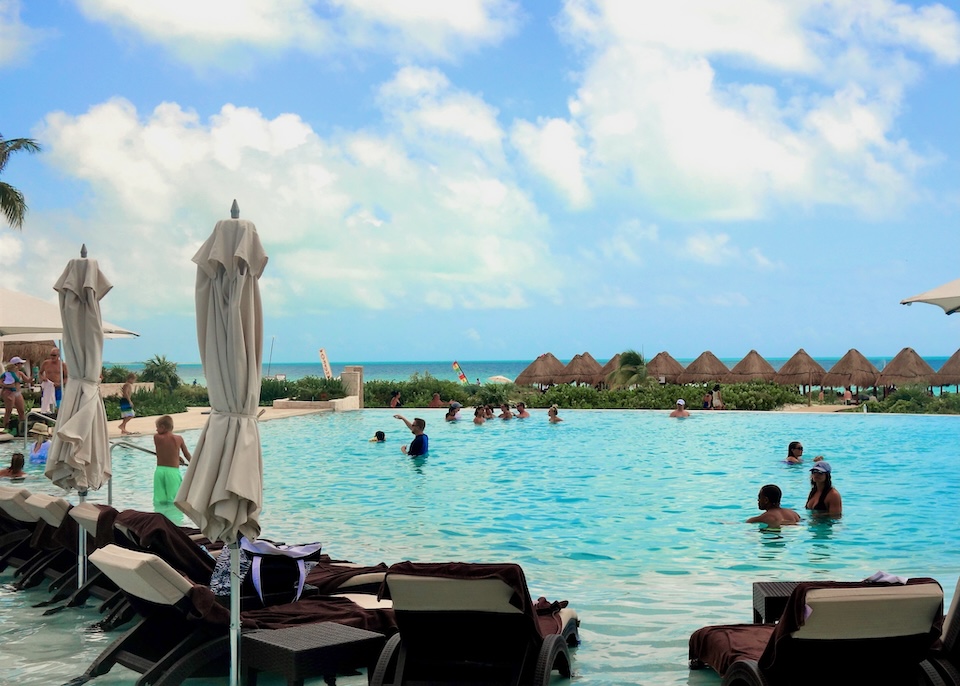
[[102, 356, 952, 387]]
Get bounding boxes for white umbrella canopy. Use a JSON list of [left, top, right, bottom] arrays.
[[176, 211, 267, 545], [901, 278, 960, 315], [0, 286, 138, 339], [44, 257, 113, 493]]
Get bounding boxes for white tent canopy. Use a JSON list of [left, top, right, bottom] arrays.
[[0, 287, 137, 346], [901, 278, 960, 316]]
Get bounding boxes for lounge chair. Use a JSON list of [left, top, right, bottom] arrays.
[[924, 576, 960, 685], [688, 579, 944, 685], [0, 486, 72, 582], [67, 544, 395, 686], [369, 561, 580, 686]]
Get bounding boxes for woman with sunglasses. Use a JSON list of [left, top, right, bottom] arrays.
[[785, 441, 823, 464], [805, 461, 842, 514]]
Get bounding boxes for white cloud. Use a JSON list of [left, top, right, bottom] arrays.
[[0, 0, 48, 67], [538, 0, 960, 220], [73, 0, 519, 65], [683, 232, 739, 265], [590, 218, 658, 264], [32, 72, 563, 320], [511, 117, 590, 207], [747, 247, 776, 270]]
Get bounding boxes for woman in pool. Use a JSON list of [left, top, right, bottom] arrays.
[[786, 441, 825, 464], [805, 461, 842, 514], [547, 405, 563, 423], [0, 452, 26, 479], [29, 424, 51, 464], [473, 407, 485, 425]]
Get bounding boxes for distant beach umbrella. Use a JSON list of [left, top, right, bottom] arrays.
[[558, 352, 604, 386], [933, 349, 960, 387], [487, 375, 513, 384], [514, 352, 565, 387], [877, 347, 935, 387], [723, 350, 776, 384], [645, 351, 685, 384], [774, 349, 826, 387], [821, 349, 880, 389], [901, 277, 960, 315], [677, 351, 729, 384]]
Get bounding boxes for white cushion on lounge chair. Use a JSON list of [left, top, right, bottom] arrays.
[[90, 544, 194, 606], [23, 493, 71, 527], [387, 575, 522, 613], [69, 501, 102, 536], [0, 485, 39, 522], [334, 593, 393, 610], [794, 584, 943, 640]]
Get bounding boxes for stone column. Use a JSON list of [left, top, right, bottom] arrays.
[[342, 365, 364, 409]]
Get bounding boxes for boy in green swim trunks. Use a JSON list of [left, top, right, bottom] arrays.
[[152, 415, 191, 505]]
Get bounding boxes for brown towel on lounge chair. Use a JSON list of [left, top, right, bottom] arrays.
[[305, 561, 388, 594], [689, 623, 775, 676], [186, 584, 396, 635], [115, 510, 215, 584], [93, 504, 119, 549]]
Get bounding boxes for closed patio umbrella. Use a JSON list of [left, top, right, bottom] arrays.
[[44, 248, 114, 586], [175, 201, 267, 686]]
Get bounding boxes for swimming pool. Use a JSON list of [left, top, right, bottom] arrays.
[[2, 409, 958, 685]]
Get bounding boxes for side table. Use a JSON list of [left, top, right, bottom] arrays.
[[243, 621, 387, 686], [752, 581, 800, 624]]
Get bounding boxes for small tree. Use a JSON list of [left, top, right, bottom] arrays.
[[607, 349, 646, 389], [0, 135, 42, 230], [140, 355, 180, 392]]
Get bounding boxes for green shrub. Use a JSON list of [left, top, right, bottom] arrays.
[[174, 384, 209, 407], [260, 377, 294, 405], [290, 376, 346, 401], [102, 366, 133, 383], [104, 388, 187, 421]]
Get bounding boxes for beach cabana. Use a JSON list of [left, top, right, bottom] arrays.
[[677, 351, 729, 385], [934, 349, 960, 389], [876, 347, 935, 388], [774, 349, 825, 388], [558, 352, 604, 386], [598, 353, 621, 386], [514, 353, 565, 387], [645, 351, 685, 384], [723, 350, 776, 384], [821, 349, 879, 391]]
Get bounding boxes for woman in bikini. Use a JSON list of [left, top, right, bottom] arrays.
[[805, 461, 842, 514]]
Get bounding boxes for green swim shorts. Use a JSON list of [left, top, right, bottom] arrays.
[[154, 465, 182, 504]]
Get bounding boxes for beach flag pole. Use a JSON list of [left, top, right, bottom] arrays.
[[452, 361, 469, 384]]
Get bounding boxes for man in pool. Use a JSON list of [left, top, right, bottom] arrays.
[[394, 414, 428, 456], [746, 484, 801, 525], [669, 399, 689, 418]]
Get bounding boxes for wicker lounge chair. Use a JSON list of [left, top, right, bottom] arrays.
[[689, 579, 944, 686], [69, 544, 396, 686], [370, 561, 580, 686]]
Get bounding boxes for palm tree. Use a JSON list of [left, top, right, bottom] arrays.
[[140, 355, 181, 392], [1, 135, 41, 230], [607, 349, 646, 389]]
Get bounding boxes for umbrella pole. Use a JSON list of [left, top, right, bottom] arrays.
[[230, 540, 240, 686], [77, 490, 87, 587]]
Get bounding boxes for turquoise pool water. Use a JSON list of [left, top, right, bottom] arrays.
[[2, 409, 958, 685]]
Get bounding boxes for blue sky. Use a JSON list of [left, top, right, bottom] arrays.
[[2, 0, 959, 365]]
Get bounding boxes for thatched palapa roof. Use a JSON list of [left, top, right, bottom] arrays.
[[645, 351, 685, 384], [934, 349, 960, 386], [2, 340, 57, 367], [514, 352, 566, 386], [821, 349, 879, 388], [677, 351, 729, 384], [599, 353, 621, 383], [724, 350, 776, 383], [559, 352, 604, 386], [876, 347, 935, 387], [774, 348, 826, 386]]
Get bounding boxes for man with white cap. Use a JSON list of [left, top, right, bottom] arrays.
[[669, 398, 690, 418], [2, 357, 29, 433]]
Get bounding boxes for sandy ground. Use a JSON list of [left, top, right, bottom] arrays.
[[107, 405, 328, 438], [105, 401, 858, 438]]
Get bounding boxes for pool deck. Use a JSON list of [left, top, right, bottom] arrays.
[[105, 402, 857, 438]]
